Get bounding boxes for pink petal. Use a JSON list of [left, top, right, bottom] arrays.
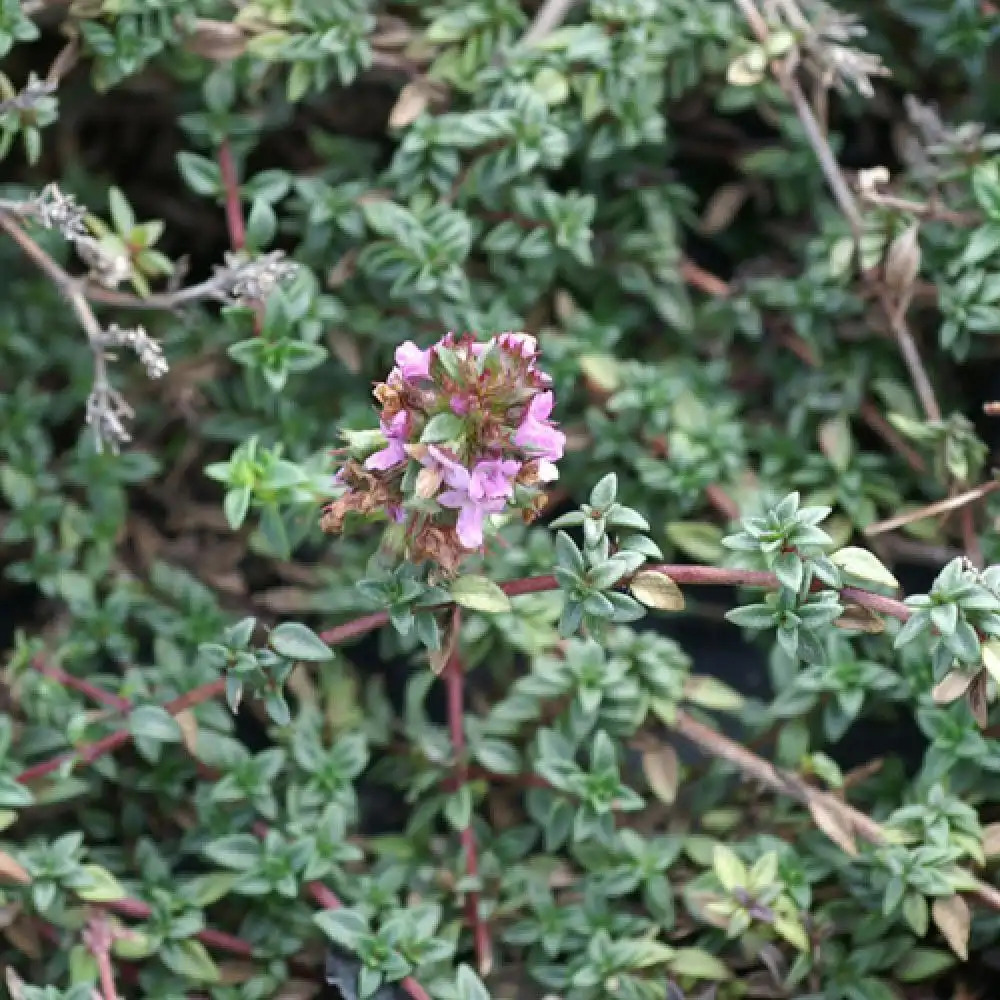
[[428, 446, 470, 489], [437, 489, 467, 509], [530, 391, 554, 421], [514, 419, 565, 461], [365, 439, 407, 471], [394, 340, 431, 380], [456, 503, 484, 548]]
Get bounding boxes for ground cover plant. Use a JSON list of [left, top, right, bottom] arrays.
[[4, 0, 1000, 997]]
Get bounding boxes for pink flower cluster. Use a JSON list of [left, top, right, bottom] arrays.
[[325, 333, 565, 560]]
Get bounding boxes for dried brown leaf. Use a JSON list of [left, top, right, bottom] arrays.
[[982, 822, 1000, 858], [183, 19, 248, 61], [219, 961, 258, 985], [4, 916, 42, 959], [0, 852, 28, 885], [699, 182, 750, 235], [257, 586, 317, 613], [274, 981, 322, 1000], [326, 329, 363, 374], [818, 415, 852, 472], [630, 571, 685, 611], [968, 671, 990, 728], [642, 744, 680, 805], [932, 894, 970, 960], [389, 80, 430, 128], [931, 669, 973, 705], [174, 709, 199, 758], [833, 602, 886, 633], [807, 795, 857, 855]]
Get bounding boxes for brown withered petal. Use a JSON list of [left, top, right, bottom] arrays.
[[517, 460, 544, 487], [320, 500, 349, 535], [415, 466, 442, 499], [411, 523, 464, 577], [183, 19, 248, 62]]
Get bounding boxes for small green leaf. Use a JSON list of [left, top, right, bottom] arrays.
[[269, 622, 333, 661], [445, 784, 473, 831], [669, 947, 731, 981], [894, 947, 956, 982], [176, 151, 223, 197], [314, 907, 369, 951], [112, 928, 155, 960], [203, 834, 260, 871], [455, 965, 491, 1000], [245, 198, 276, 249], [665, 521, 725, 563], [224, 486, 251, 530], [161, 939, 221, 983], [76, 864, 127, 903], [451, 575, 512, 613], [712, 844, 747, 891], [420, 412, 465, 443], [684, 675, 744, 712], [68, 944, 98, 986], [902, 890, 929, 936], [128, 705, 182, 744], [181, 872, 239, 907], [590, 473, 617, 510], [108, 186, 136, 235]]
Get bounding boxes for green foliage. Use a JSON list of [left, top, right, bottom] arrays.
[[3, 0, 1000, 998]]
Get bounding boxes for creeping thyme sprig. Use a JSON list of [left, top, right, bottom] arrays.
[[322, 332, 566, 573]]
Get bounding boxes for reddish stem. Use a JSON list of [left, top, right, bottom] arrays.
[[304, 882, 431, 1000], [107, 897, 254, 958], [858, 401, 927, 474], [319, 566, 911, 648], [16, 679, 225, 784], [680, 258, 731, 298], [704, 483, 740, 520], [218, 140, 245, 251], [32, 657, 131, 712], [961, 504, 984, 569], [444, 610, 491, 977], [83, 918, 119, 1000], [319, 610, 393, 645]]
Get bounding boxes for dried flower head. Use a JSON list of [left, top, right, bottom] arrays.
[[85, 383, 135, 453], [32, 183, 88, 240], [75, 234, 131, 289], [216, 250, 298, 302], [323, 332, 565, 569], [766, 0, 888, 98], [99, 323, 169, 379]]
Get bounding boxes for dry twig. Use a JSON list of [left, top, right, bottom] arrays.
[[518, 0, 578, 47], [671, 709, 1000, 911], [731, 0, 942, 423]]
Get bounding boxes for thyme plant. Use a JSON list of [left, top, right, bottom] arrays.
[[3, 1, 1000, 999]]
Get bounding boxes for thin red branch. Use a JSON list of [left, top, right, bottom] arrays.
[[858, 401, 926, 474], [31, 657, 131, 712], [83, 918, 119, 1000], [444, 610, 491, 977], [319, 610, 392, 645], [218, 140, 245, 251], [962, 504, 984, 569], [106, 897, 254, 958], [304, 882, 431, 1000], [16, 679, 225, 784], [680, 258, 731, 298], [319, 566, 911, 648]]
